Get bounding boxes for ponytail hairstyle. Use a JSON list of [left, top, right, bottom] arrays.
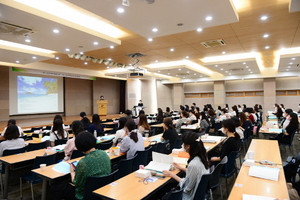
[[182, 131, 209, 169], [222, 119, 240, 140], [163, 117, 174, 129], [125, 120, 138, 143]]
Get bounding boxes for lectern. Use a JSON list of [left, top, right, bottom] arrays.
[[97, 100, 108, 116]]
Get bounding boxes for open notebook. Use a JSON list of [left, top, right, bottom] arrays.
[[248, 166, 280, 181], [145, 152, 173, 174]]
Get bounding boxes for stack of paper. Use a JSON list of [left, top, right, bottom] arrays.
[[150, 137, 161, 143], [248, 166, 280, 181], [52, 161, 70, 174], [268, 128, 282, 133], [242, 194, 277, 200], [145, 152, 173, 174]]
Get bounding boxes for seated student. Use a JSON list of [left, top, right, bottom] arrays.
[[161, 117, 178, 154], [175, 111, 190, 133], [79, 112, 91, 129], [163, 107, 171, 117], [51, 131, 111, 200], [231, 116, 244, 139], [120, 120, 144, 159], [163, 132, 209, 200], [87, 114, 104, 134], [188, 110, 197, 123], [64, 121, 84, 161], [199, 111, 209, 135], [138, 114, 150, 135], [0, 125, 25, 157], [272, 113, 299, 144], [113, 117, 127, 146], [209, 119, 241, 166], [156, 108, 164, 123], [134, 110, 145, 125], [50, 119, 68, 146], [51, 114, 65, 130], [1, 119, 23, 137], [124, 109, 132, 122], [239, 112, 252, 131], [281, 108, 293, 129]]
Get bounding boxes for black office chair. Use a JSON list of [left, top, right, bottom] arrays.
[[220, 151, 239, 196], [27, 142, 46, 152], [154, 142, 168, 154], [30, 127, 43, 132], [83, 170, 118, 200], [133, 147, 152, 171], [20, 153, 57, 200], [166, 188, 184, 200], [173, 138, 182, 149], [98, 141, 113, 150], [70, 150, 85, 159], [193, 173, 211, 200], [115, 155, 136, 180], [208, 156, 227, 200], [279, 130, 297, 154], [54, 139, 68, 146]]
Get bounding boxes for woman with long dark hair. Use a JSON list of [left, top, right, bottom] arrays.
[[156, 108, 164, 123], [138, 114, 150, 135], [209, 119, 241, 165], [273, 113, 299, 144], [163, 132, 209, 200], [120, 120, 144, 159], [161, 117, 178, 153], [79, 112, 91, 129], [87, 114, 104, 134], [2, 119, 23, 136], [0, 125, 25, 157], [50, 119, 68, 146], [113, 117, 127, 145], [199, 111, 209, 135]]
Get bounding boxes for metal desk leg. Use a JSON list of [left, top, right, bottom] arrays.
[[3, 163, 10, 199], [41, 179, 48, 200]]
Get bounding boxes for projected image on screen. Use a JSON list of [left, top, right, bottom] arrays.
[[17, 76, 59, 114]]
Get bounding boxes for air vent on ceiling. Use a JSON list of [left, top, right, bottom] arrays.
[[177, 73, 190, 76], [230, 68, 244, 72], [201, 39, 226, 48], [0, 21, 34, 36]]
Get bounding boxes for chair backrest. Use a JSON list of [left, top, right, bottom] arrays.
[[209, 156, 227, 189], [287, 130, 297, 146], [30, 153, 57, 180], [166, 188, 184, 200], [27, 141, 46, 152], [173, 138, 182, 149], [70, 150, 85, 159], [132, 146, 152, 171], [98, 141, 113, 150], [2, 146, 27, 173], [154, 142, 168, 154], [221, 151, 239, 177], [83, 170, 119, 200], [193, 173, 211, 200], [54, 139, 68, 146], [116, 156, 136, 180]]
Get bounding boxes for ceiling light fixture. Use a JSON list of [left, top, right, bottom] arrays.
[[243, 62, 246, 64], [110, 46, 114, 49], [265, 46, 270, 49], [25, 39, 31, 43], [108, 58, 112, 61], [65, 48, 70, 51], [16, 60, 20, 63], [93, 42, 98, 45], [206, 16, 212, 21], [117, 8, 124, 13], [53, 29, 59, 33], [263, 34, 269, 38], [32, 56, 36, 59], [158, 70, 160, 72], [222, 51, 226, 54], [246, 66, 249, 68], [250, 72, 253, 73], [197, 28, 202, 32], [186, 56, 189, 59], [229, 73, 231, 75], [155, 60, 158, 62], [178, 68, 181, 70], [291, 58, 296, 60], [55, 57, 59, 59], [80, 52, 84, 55], [84, 62, 88, 65], [261, 16, 268, 20], [287, 69, 289, 71], [288, 66, 291, 68], [194, 73, 196, 75], [215, 65, 218, 67], [148, 38, 153, 41], [152, 28, 158, 32], [202, 52, 256, 63], [170, 48, 174, 51], [220, 68, 223, 70], [289, 62, 293, 64], [107, 66, 110, 68]]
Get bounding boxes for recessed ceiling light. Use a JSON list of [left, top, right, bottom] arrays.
[[170, 48, 174, 51], [152, 28, 158, 32], [291, 58, 296, 60], [289, 62, 293, 64], [107, 66, 110, 68], [220, 68, 223, 70], [158, 70, 160, 72], [250, 72, 253, 73], [32, 56, 36, 59], [288, 66, 291, 68], [261, 16, 268, 20], [243, 62, 246, 64], [108, 58, 112, 61], [168, 73, 170, 75], [176, 75, 178, 76], [117, 8, 124, 13], [178, 68, 181, 70], [65, 48, 70, 51], [114, 75, 117, 77], [225, 71, 228, 73], [200, 75, 202, 77], [53, 29, 59, 33], [84, 62, 88, 65], [248, 69, 251, 71], [229, 73, 231, 75], [287, 69, 289, 71], [246, 66, 249, 68], [93, 42, 98, 45], [186, 56, 189, 59], [265, 46, 270, 49], [148, 38, 153, 42], [183, 77, 185, 78], [80, 52, 84, 55], [215, 65, 218, 67], [155, 60, 158, 62], [25, 39, 31, 43], [55, 57, 59, 60], [206, 16, 212, 21], [222, 51, 226, 54], [16, 60, 19, 63], [197, 28, 202, 32], [263, 34, 269, 38], [194, 73, 196, 75], [110, 46, 114, 49]]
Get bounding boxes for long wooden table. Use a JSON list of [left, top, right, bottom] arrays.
[[228, 139, 289, 200], [93, 136, 225, 200]]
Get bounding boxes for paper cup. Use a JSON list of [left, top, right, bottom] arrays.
[[40, 164, 46, 171], [110, 147, 120, 156], [145, 133, 149, 138], [247, 151, 254, 159]]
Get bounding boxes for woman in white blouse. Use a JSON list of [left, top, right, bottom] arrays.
[[2, 119, 23, 137], [50, 119, 68, 146], [163, 132, 210, 200], [113, 117, 127, 146]]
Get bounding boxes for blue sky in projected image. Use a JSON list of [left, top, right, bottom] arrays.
[[17, 76, 56, 95]]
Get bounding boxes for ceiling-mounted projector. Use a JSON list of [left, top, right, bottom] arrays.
[[145, 0, 155, 4]]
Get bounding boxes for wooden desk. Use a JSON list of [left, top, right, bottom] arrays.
[[32, 150, 123, 200], [228, 139, 288, 200], [0, 149, 55, 199]]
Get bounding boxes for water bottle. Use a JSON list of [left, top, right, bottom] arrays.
[[94, 130, 97, 138]]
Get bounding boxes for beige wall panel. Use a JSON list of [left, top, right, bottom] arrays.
[[184, 82, 214, 93], [263, 78, 276, 113], [173, 83, 184, 110], [225, 79, 264, 91], [276, 96, 300, 112], [184, 98, 214, 109], [214, 81, 225, 108], [276, 77, 300, 90], [141, 79, 157, 114], [0, 66, 9, 121], [156, 81, 173, 111]]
